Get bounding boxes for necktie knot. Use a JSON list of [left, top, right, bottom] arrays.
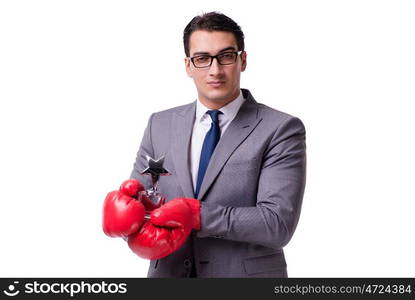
[[207, 110, 222, 124]]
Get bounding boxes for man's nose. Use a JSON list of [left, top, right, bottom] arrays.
[[208, 57, 223, 75]]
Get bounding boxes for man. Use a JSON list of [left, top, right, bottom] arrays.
[[103, 11, 306, 278]]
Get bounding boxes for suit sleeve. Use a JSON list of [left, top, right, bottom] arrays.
[[196, 116, 306, 250], [129, 113, 155, 189]]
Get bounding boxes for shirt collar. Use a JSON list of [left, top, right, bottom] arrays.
[[195, 89, 245, 123]]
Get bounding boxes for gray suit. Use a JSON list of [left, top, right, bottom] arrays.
[[130, 89, 306, 278]]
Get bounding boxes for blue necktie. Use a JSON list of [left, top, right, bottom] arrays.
[[195, 110, 222, 198]]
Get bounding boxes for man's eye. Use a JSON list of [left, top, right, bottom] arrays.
[[220, 53, 234, 59], [195, 56, 210, 62]]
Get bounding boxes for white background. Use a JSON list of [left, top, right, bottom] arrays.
[[0, 0, 414, 277]]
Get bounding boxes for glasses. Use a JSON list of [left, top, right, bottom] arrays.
[[189, 51, 243, 68]]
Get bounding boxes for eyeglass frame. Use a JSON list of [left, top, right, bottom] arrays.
[[188, 50, 244, 68]]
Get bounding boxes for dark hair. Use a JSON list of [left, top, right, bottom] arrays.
[[183, 11, 245, 57]]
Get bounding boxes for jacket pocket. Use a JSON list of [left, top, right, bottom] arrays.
[[222, 157, 260, 173], [243, 252, 286, 275]]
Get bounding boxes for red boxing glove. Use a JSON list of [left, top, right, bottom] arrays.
[[102, 179, 146, 237], [181, 198, 201, 230], [127, 197, 200, 260], [120, 178, 159, 212]]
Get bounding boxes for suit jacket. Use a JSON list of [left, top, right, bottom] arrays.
[[130, 88, 306, 278]]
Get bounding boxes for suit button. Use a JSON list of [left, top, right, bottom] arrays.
[[183, 259, 192, 269]]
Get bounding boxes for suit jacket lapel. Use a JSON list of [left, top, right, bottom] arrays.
[[171, 102, 196, 198], [197, 90, 263, 200]]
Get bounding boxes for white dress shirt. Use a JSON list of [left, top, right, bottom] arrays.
[[190, 89, 245, 192]]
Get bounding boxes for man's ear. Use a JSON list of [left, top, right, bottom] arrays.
[[185, 57, 193, 78], [241, 51, 247, 72]]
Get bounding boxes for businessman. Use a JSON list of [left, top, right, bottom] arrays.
[[103, 11, 306, 278]]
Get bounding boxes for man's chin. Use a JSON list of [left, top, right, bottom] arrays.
[[203, 89, 231, 103]]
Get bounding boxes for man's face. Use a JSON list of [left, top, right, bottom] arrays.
[[185, 30, 247, 108]]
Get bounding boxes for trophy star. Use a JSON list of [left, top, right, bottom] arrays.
[[141, 155, 171, 177], [140, 155, 169, 212]]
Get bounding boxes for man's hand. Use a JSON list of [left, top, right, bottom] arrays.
[[102, 179, 146, 238], [127, 197, 200, 260]]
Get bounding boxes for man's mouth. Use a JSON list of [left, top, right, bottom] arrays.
[[207, 81, 225, 88]]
